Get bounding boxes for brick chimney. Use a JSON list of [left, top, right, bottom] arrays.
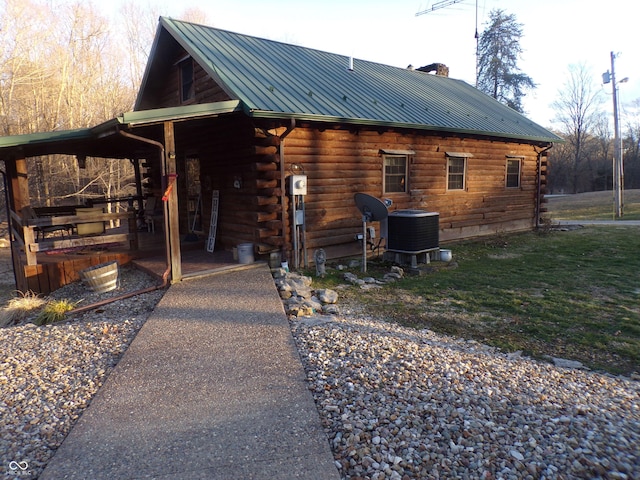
[[416, 63, 449, 77]]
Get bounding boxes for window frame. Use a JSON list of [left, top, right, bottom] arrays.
[[381, 150, 413, 194], [505, 157, 522, 188], [446, 155, 467, 191], [179, 58, 195, 103]]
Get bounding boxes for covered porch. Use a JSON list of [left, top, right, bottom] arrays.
[[0, 101, 254, 295]]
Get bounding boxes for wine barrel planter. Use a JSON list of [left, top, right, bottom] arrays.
[[80, 261, 119, 293]]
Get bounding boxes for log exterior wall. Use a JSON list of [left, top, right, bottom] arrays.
[[138, 48, 233, 109], [272, 125, 546, 260], [172, 116, 284, 254], [136, 46, 549, 263]]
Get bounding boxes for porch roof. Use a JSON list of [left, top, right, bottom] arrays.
[[0, 100, 242, 159]]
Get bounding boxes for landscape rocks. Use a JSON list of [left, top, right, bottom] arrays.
[[274, 265, 405, 318], [278, 264, 639, 479], [273, 270, 339, 317], [290, 312, 640, 480], [2, 259, 638, 479], [0, 266, 164, 479]]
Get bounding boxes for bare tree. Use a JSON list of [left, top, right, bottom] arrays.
[[551, 64, 604, 193], [0, 0, 138, 207], [0, 0, 55, 135], [118, 2, 161, 92]]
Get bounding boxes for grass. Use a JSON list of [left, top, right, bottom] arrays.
[[0, 291, 46, 327], [34, 299, 78, 325], [546, 189, 640, 220], [0, 292, 78, 327], [309, 191, 640, 376]]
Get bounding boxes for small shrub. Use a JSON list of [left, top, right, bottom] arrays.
[[34, 299, 79, 326], [0, 291, 46, 327]]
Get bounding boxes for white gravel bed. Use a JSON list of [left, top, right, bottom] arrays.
[[2, 261, 639, 479], [0, 266, 165, 479], [290, 313, 640, 480]]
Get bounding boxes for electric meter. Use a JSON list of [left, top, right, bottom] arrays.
[[289, 175, 307, 195]]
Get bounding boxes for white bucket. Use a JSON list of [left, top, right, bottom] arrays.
[[237, 243, 254, 264], [439, 249, 452, 262]]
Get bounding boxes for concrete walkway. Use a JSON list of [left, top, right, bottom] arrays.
[[40, 264, 340, 480], [555, 219, 640, 226]]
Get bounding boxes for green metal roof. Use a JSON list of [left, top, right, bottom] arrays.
[[115, 100, 241, 127], [0, 128, 92, 149], [156, 17, 561, 144], [0, 101, 242, 159]]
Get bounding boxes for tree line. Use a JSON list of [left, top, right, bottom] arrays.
[[0, 0, 205, 212], [476, 9, 640, 195], [549, 65, 640, 194]]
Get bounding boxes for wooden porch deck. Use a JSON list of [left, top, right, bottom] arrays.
[[13, 227, 250, 294], [132, 238, 241, 281]]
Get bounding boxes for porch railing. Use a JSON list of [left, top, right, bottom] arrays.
[[10, 207, 138, 266]]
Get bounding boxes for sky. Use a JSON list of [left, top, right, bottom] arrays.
[[105, 0, 639, 129]]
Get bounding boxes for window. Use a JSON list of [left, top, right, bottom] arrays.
[[180, 58, 194, 102], [383, 155, 408, 193], [506, 158, 522, 188], [447, 156, 466, 190]]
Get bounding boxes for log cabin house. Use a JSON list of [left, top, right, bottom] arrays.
[[0, 17, 561, 294]]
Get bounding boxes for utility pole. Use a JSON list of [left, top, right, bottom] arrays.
[[603, 52, 627, 218]]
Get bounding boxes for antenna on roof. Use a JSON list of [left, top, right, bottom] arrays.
[[415, 0, 464, 16], [415, 0, 479, 85]]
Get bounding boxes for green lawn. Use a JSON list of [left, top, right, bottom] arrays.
[[390, 228, 640, 374], [546, 189, 640, 220], [312, 192, 640, 375]]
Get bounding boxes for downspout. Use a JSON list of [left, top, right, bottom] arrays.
[[118, 128, 171, 279], [534, 144, 553, 229], [66, 129, 172, 316], [67, 272, 170, 316], [278, 119, 296, 264]]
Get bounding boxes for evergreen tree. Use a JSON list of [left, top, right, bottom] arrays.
[[477, 9, 535, 113]]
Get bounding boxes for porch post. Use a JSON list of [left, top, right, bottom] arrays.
[[164, 121, 182, 282], [5, 156, 30, 212]]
